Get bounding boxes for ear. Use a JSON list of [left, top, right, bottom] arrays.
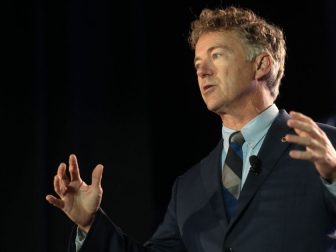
[[254, 53, 272, 80]]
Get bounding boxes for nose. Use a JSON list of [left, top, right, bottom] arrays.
[[196, 61, 214, 78]]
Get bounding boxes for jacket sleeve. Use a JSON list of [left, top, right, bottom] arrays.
[[322, 125, 336, 213], [68, 178, 186, 252], [144, 177, 186, 252]]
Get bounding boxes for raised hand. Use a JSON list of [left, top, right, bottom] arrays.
[[46, 154, 104, 233], [285, 111, 336, 182]]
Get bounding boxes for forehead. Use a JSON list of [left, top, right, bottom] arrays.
[[195, 30, 244, 54]]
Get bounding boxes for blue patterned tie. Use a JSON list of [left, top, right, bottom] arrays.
[[222, 131, 245, 218]]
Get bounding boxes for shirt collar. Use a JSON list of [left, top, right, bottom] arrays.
[[222, 104, 279, 149]]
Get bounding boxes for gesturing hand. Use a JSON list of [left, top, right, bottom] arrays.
[[46, 154, 104, 233], [285, 111, 336, 182]]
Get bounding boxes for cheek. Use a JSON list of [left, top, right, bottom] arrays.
[[216, 61, 231, 78], [217, 68, 232, 87], [230, 65, 250, 84]]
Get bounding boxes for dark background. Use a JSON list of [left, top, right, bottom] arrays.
[[3, 0, 336, 251]]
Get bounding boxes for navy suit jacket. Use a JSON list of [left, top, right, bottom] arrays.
[[70, 110, 336, 252]]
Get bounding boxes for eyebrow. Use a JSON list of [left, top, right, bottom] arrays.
[[194, 45, 231, 65]]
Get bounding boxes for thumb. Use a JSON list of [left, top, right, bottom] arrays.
[[91, 164, 104, 188]]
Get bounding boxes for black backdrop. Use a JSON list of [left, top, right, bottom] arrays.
[[3, 0, 336, 251]]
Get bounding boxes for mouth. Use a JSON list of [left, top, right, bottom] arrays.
[[203, 84, 216, 94]]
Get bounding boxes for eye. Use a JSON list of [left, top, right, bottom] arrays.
[[211, 52, 222, 60]]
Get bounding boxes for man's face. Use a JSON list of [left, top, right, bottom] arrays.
[[194, 31, 256, 115]]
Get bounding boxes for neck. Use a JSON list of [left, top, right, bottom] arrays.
[[217, 82, 274, 130], [220, 104, 273, 130], [219, 85, 274, 130]]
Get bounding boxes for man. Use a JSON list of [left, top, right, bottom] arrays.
[[46, 6, 336, 252]]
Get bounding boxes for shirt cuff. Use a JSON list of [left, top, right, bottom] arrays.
[[321, 177, 336, 196], [75, 227, 87, 251]]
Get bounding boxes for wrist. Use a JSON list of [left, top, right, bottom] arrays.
[[322, 173, 336, 184], [78, 215, 95, 234], [322, 177, 333, 184], [321, 166, 336, 183]]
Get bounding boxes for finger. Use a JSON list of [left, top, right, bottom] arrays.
[[287, 118, 313, 133], [54, 175, 62, 196], [287, 119, 309, 131], [287, 119, 321, 139], [289, 149, 325, 162], [285, 134, 318, 148], [46, 195, 65, 209], [289, 150, 310, 160], [91, 164, 104, 188], [56, 163, 70, 193], [57, 162, 69, 181], [289, 150, 313, 160], [69, 154, 81, 181], [54, 175, 67, 196], [289, 111, 313, 123]]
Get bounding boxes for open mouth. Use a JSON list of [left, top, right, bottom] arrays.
[[203, 84, 216, 94]]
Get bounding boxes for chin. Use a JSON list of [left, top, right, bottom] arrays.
[[205, 100, 228, 115], [205, 102, 221, 114]]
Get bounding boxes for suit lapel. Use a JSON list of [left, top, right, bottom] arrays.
[[200, 139, 230, 229], [226, 110, 293, 231]]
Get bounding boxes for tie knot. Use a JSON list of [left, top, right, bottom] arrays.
[[229, 131, 245, 146]]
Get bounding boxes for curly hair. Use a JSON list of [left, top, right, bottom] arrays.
[[189, 7, 286, 99]]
